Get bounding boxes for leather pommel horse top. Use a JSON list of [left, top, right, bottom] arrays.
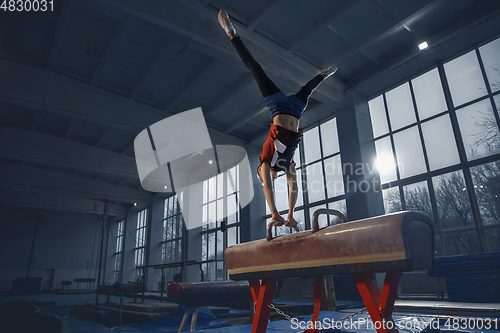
[[225, 211, 434, 280]]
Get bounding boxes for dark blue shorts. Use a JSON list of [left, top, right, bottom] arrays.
[[264, 91, 307, 120]]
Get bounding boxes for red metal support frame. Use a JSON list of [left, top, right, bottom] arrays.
[[249, 278, 277, 333], [304, 276, 323, 333], [353, 272, 401, 333]]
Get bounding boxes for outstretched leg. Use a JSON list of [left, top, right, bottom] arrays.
[[295, 66, 337, 105], [219, 10, 280, 99]]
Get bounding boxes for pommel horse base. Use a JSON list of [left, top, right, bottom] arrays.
[[225, 210, 435, 333]]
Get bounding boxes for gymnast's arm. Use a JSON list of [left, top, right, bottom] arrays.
[[286, 163, 298, 223], [260, 162, 285, 225]]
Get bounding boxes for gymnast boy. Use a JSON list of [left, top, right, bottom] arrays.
[[218, 10, 337, 230]]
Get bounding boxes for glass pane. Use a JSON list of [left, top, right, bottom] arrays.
[[374, 137, 397, 183], [227, 167, 237, 194], [167, 218, 173, 239], [208, 176, 216, 202], [479, 37, 500, 93], [320, 118, 340, 156], [444, 50, 487, 107], [294, 146, 301, 168], [164, 199, 169, 219], [228, 226, 237, 247], [227, 194, 237, 224], [412, 68, 448, 120], [456, 99, 500, 160], [172, 196, 177, 216], [421, 115, 460, 171], [324, 155, 344, 198], [403, 181, 433, 219], [217, 173, 224, 199], [178, 215, 184, 237], [201, 234, 207, 261], [115, 236, 121, 253], [202, 205, 207, 230], [292, 209, 305, 231], [470, 161, 500, 226], [310, 204, 327, 229], [496, 94, 500, 121], [368, 95, 389, 138], [265, 195, 271, 215], [217, 261, 224, 280], [203, 180, 208, 204], [303, 127, 321, 163], [386, 82, 416, 131], [393, 126, 427, 178], [274, 175, 289, 213], [166, 242, 172, 263], [295, 168, 304, 207], [178, 192, 184, 211], [432, 171, 474, 230], [217, 230, 224, 260], [382, 187, 402, 214], [484, 228, 500, 252], [207, 261, 215, 281], [443, 231, 481, 255], [208, 202, 216, 229], [305, 161, 325, 204], [217, 199, 223, 223], [328, 200, 347, 224], [208, 232, 215, 260]]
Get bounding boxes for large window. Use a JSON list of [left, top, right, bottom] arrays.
[[162, 194, 184, 282], [265, 117, 346, 235], [134, 208, 148, 281], [113, 220, 124, 283], [201, 166, 240, 281], [369, 36, 500, 256]]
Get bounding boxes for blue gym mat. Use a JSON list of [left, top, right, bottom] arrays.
[[114, 307, 230, 332]]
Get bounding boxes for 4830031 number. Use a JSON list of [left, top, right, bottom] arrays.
[[444, 317, 498, 330], [1, 0, 53, 11]]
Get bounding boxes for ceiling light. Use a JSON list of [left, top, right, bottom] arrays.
[[164, 185, 168, 190], [208, 160, 213, 165], [418, 42, 428, 50], [134, 202, 137, 206]]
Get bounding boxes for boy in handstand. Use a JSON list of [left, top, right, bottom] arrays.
[[218, 10, 336, 231]]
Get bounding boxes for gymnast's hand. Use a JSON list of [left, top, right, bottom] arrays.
[[286, 215, 299, 230], [271, 212, 286, 226]]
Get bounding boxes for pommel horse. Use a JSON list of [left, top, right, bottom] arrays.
[[225, 210, 435, 333]]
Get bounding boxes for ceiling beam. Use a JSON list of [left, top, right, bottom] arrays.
[[327, 0, 441, 67], [287, 0, 361, 52], [46, 0, 70, 70], [0, 187, 127, 216], [164, 58, 216, 111], [0, 162, 151, 205], [129, 42, 182, 100], [77, 0, 346, 108], [0, 58, 246, 146], [31, 112, 40, 131], [353, 3, 500, 87], [225, 106, 268, 134], [94, 129, 109, 147], [246, 0, 279, 29], [177, 0, 346, 103], [91, 22, 126, 86], [64, 120, 74, 139], [203, 74, 255, 118], [0, 127, 139, 179]]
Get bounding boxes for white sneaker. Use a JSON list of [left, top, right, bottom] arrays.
[[218, 10, 236, 36], [319, 66, 338, 79]]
